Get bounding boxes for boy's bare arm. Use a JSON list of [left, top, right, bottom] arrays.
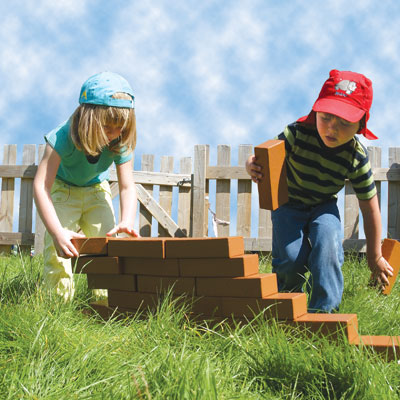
[[359, 195, 393, 286]]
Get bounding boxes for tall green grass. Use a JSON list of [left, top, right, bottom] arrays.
[[0, 252, 399, 399]]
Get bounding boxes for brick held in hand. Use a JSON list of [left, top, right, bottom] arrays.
[[71, 237, 108, 255], [379, 238, 400, 295], [254, 139, 288, 210]]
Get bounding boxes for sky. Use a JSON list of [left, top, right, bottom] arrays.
[[1, 0, 400, 236]]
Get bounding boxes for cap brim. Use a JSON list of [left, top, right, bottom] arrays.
[[313, 98, 365, 123]]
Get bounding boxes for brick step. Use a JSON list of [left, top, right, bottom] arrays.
[[164, 236, 244, 258], [137, 275, 196, 295], [292, 313, 359, 343], [121, 258, 180, 276], [84, 299, 136, 321], [356, 335, 400, 361], [221, 292, 307, 320], [196, 273, 278, 298], [179, 254, 259, 277], [87, 274, 136, 291], [72, 256, 120, 274], [108, 290, 158, 310]]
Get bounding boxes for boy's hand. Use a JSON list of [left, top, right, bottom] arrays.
[[245, 155, 263, 183], [369, 256, 394, 289], [106, 222, 139, 238], [53, 229, 86, 259]]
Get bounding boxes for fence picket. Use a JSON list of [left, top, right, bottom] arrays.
[[19, 144, 36, 253], [178, 157, 192, 236], [0, 145, 17, 254], [192, 145, 207, 237], [139, 154, 154, 237], [368, 146, 382, 208], [158, 156, 174, 237], [215, 145, 231, 237], [236, 145, 252, 237], [34, 145, 46, 254], [388, 148, 400, 239]]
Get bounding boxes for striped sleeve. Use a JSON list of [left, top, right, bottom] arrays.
[[348, 142, 376, 200]]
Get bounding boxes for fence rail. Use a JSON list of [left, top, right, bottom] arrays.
[[0, 144, 399, 255]]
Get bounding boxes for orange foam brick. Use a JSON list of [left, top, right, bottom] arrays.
[[381, 238, 400, 295], [71, 237, 108, 255], [254, 139, 288, 210]]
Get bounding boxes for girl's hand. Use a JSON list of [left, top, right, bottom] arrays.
[[106, 222, 139, 238], [245, 155, 263, 183], [369, 256, 394, 289], [53, 229, 86, 258]]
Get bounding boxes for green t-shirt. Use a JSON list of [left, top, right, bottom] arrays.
[[276, 122, 376, 206], [45, 119, 132, 186]]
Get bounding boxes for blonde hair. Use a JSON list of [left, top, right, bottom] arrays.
[[70, 93, 136, 156]]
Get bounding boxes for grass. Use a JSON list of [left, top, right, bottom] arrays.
[[0, 252, 400, 399]]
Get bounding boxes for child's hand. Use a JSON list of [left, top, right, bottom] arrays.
[[106, 222, 139, 238], [53, 229, 86, 259], [369, 256, 394, 289], [245, 155, 263, 183]]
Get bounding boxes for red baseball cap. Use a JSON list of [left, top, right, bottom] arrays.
[[297, 69, 377, 140]]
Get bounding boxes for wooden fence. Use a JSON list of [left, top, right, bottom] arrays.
[[1, 144, 400, 255]]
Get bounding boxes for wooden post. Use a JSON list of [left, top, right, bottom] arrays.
[[34, 144, 46, 254], [158, 156, 174, 237], [178, 157, 192, 237], [216, 145, 231, 237], [18, 144, 36, 254], [368, 146, 382, 208], [192, 145, 207, 237], [388, 148, 400, 239], [139, 154, 154, 237], [344, 179, 359, 241], [237, 145, 252, 237], [0, 145, 17, 254]]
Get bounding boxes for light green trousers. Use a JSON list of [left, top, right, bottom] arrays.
[[43, 179, 115, 300]]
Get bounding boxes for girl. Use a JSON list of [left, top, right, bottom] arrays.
[[34, 71, 138, 300]]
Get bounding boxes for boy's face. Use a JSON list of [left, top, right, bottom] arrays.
[[316, 112, 361, 148]]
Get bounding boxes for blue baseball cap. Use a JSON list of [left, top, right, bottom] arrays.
[[79, 71, 135, 108]]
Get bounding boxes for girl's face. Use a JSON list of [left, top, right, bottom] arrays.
[[316, 112, 361, 148], [104, 125, 122, 142]]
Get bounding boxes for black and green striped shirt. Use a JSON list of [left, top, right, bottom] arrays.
[[277, 122, 376, 206]]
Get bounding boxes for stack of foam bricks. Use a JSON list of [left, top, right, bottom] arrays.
[[72, 235, 400, 361]]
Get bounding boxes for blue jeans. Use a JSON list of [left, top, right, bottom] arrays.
[[271, 200, 344, 313]]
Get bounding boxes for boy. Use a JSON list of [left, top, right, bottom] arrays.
[[246, 69, 393, 312]]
